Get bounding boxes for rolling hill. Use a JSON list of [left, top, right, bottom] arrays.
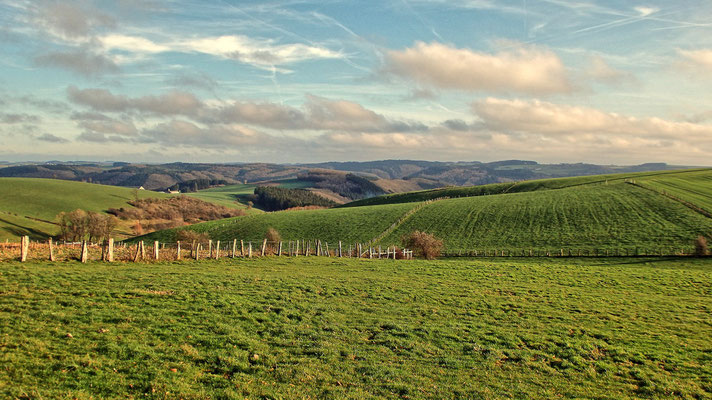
[[0, 178, 169, 241], [132, 169, 712, 254]]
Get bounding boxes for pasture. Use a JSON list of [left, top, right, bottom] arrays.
[[184, 184, 262, 213], [636, 170, 712, 215], [342, 168, 712, 207], [0, 178, 167, 241], [135, 171, 712, 254], [138, 202, 420, 245], [381, 182, 712, 253], [1, 257, 711, 399]]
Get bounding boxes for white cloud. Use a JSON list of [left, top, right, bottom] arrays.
[[472, 97, 712, 140], [143, 120, 266, 147], [586, 55, 632, 84], [98, 34, 342, 70], [634, 6, 659, 17], [100, 34, 169, 53], [384, 42, 572, 95], [678, 49, 712, 73]]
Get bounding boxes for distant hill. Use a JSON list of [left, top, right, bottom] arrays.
[[0, 160, 695, 201], [131, 168, 712, 254]]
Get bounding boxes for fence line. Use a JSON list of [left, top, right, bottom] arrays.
[[1, 236, 414, 263], [2, 236, 707, 263]]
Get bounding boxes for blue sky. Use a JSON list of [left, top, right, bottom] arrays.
[[1, 0, 712, 164]]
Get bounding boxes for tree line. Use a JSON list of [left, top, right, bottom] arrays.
[[297, 172, 386, 200], [251, 186, 336, 211]]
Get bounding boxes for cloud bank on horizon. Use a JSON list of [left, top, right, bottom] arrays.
[[1, 0, 712, 165]]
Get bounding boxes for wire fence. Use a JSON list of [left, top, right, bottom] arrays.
[[0, 237, 414, 263], [1, 236, 708, 263]]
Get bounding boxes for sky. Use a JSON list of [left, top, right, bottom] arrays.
[[1, 0, 712, 165]]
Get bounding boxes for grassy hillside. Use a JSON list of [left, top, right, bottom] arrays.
[[343, 168, 712, 207], [0, 178, 168, 241], [3, 257, 711, 398], [380, 182, 712, 253], [134, 202, 419, 244], [184, 183, 260, 212], [636, 169, 712, 215], [135, 169, 712, 253], [185, 179, 313, 212]]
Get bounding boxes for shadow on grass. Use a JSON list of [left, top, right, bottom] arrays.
[[0, 216, 51, 240]]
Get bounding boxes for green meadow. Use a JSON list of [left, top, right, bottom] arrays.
[[0, 178, 167, 241], [135, 170, 712, 254], [185, 179, 311, 213], [184, 184, 262, 213], [2, 257, 711, 399]]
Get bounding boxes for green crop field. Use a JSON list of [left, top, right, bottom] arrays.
[[135, 202, 420, 244], [636, 170, 712, 215], [2, 257, 711, 399], [343, 169, 712, 207], [0, 178, 168, 241], [135, 170, 712, 254], [380, 182, 712, 253]]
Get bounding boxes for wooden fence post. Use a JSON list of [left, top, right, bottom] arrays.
[[80, 241, 88, 263], [357, 243, 362, 258], [134, 242, 141, 262], [215, 240, 220, 259], [154, 241, 160, 260], [305, 241, 310, 257], [241, 240, 245, 257], [48, 237, 55, 261], [278, 241, 283, 256], [19, 236, 29, 262], [295, 240, 299, 257], [195, 243, 201, 260], [248, 242, 252, 258], [208, 240, 213, 258], [261, 239, 267, 256], [106, 238, 114, 262], [232, 239, 237, 258], [176, 241, 181, 260], [338, 241, 342, 257]]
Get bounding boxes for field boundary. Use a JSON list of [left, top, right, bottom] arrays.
[[626, 181, 712, 219], [367, 198, 447, 244]]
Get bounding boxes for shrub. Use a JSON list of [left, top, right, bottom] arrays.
[[402, 231, 443, 260], [176, 230, 210, 246], [695, 236, 709, 256], [265, 227, 282, 243]]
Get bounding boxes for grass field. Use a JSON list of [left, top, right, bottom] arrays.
[[136, 202, 420, 244], [185, 179, 311, 213], [343, 169, 712, 207], [184, 184, 262, 213], [0, 178, 168, 241], [135, 171, 712, 254], [636, 170, 712, 215], [2, 257, 711, 399], [381, 182, 712, 253]]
